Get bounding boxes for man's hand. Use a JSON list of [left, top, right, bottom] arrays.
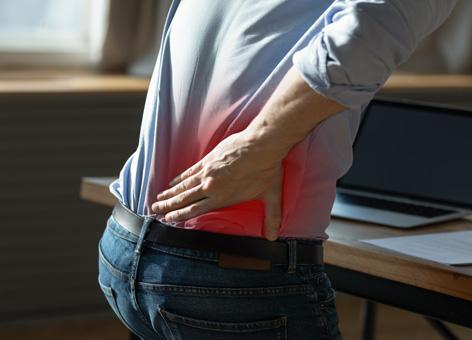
[[151, 130, 286, 241]]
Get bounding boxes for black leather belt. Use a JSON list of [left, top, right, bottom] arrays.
[[112, 201, 323, 271]]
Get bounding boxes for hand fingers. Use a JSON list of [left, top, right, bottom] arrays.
[[162, 197, 213, 222], [168, 162, 203, 187], [152, 184, 206, 214], [157, 174, 201, 201], [262, 172, 283, 241]]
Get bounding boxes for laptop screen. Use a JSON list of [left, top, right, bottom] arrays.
[[339, 100, 472, 209]]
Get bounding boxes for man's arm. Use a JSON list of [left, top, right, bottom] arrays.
[[293, 0, 457, 109], [245, 0, 457, 158]]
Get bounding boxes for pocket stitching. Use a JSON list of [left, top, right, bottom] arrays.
[[319, 288, 336, 310], [138, 281, 314, 297], [318, 288, 339, 340], [97, 276, 114, 298], [159, 307, 287, 335], [293, 267, 326, 285], [98, 239, 129, 281], [98, 276, 156, 340]]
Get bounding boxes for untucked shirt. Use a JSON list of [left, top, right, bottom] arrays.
[[110, 0, 456, 240]]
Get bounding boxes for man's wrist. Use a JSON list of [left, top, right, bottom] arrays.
[[242, 123, 295, 162], [241, 65, 347, 163]]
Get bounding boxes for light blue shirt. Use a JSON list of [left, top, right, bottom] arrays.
[[110, 0, 456, 239]]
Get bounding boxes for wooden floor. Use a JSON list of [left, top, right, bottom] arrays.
[[0, 293, 470, 340]]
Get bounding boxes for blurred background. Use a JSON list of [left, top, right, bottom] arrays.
[[0, 1, 470, 339]]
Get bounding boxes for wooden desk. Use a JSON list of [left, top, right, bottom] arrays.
[[80, 177, 472, 327], [382, 74, 472, 91], [380, 74, 472, 107], [1, 70, 470, 100], [0, 69, 149, 94]]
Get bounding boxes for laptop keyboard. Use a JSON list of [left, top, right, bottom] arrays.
[[336, 193, 455, 218]]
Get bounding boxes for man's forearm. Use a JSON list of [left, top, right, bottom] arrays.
[[244, 65, 346, 161]]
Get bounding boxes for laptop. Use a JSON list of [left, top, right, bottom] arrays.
[[331, 98, 472, 228]]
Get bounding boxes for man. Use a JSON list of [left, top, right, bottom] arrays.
[[98, 1, 456, 339]]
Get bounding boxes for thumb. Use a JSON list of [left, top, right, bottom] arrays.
[[262, 174, 283, 241]]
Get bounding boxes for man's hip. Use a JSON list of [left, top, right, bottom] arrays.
[[97, 209, 342, 339]]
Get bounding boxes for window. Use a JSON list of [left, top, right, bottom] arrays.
[[0, 0, 108, 67]]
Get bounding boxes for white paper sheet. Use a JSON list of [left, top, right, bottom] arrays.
[[360, 230, 472, 266]]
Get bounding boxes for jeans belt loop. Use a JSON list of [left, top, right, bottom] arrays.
[[287, 239, 297, 274], [129, 217, 153, 312]]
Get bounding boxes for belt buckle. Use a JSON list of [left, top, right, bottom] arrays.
[[218, 252, 271, 271]]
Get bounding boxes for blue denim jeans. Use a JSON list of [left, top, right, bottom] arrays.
[[97, 213, 343, 340]]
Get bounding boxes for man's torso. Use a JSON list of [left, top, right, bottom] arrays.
[[110, 0, 358, 240]]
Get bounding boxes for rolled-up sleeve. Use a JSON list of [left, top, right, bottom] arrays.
[[292, 0, 457, 109]]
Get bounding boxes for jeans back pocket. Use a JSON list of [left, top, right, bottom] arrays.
[[159, 307, 287, 340]]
